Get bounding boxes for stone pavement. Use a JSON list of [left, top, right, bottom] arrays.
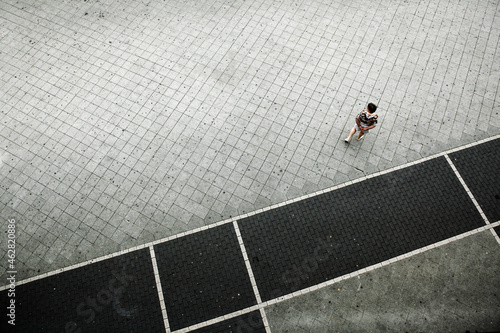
[[1, 136, 499, 332], [0, 0, 499, 331]]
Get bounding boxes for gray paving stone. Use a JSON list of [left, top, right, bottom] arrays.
[[0, 0, 499, 291]]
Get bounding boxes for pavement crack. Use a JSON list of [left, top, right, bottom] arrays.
[[354, 167, 365, 175]]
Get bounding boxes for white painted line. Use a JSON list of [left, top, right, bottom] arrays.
[[259, 220, 500, 309], [3, 135, 500, 290], [167, 220, 500, 333], [490, 228, 500, 246], [445, 154, 490, 225], [170, 305, 261, 333], [149, 246, 171, 333], [232, 221, 263, 303], [232, 220, 272, 333], [259, 308, 272, 333]]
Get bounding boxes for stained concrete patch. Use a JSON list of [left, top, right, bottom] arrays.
[[265, 230, 500, 332]]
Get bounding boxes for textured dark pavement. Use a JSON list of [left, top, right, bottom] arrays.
[[237, 156, 485, 301], [1, 249, 165, 332], [154, 224, 257, 331], [449, 138, 500, 223]]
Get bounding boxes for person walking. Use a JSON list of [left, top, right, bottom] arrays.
[[345, 103, 378, 143]]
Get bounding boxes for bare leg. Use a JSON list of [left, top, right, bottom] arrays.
[[345, 127, 356, 142], [357, 131, 365, 140]]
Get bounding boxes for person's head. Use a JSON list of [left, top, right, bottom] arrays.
[[367, 103, 377, 114]]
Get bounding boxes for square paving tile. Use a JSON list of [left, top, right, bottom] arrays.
[[154, 224, 257, 331]]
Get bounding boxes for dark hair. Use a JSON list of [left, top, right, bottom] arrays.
[[367, 103, 377, 114]]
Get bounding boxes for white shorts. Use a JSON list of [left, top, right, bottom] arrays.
[[355, 123, 369, 133]]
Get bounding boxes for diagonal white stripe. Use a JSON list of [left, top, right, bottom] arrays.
[[149, 245, 171, 333], [232, 220, 272, 333], [445, 154, 490, 225]]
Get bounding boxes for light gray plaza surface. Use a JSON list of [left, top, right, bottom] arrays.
[[0, 0, 499, 331]]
